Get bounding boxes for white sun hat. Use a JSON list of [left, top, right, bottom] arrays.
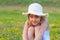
[[22, 3, 48, 17]]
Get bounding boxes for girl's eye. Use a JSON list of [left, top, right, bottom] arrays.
[[34, 15, 40, 18], [30, 16, 33, 18], [29, 15, 40, 18], [35, 16, 39, 18]]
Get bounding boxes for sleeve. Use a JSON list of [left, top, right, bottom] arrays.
[[42, 30, 50, 40]]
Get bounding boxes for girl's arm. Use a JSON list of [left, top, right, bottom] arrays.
[[35, 20, 49, 40], [22, 20, 29, 40]]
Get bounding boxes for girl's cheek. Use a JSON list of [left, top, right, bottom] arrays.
[[29, 18, 32, 21], [37, 18, 40, 21], [28, 18, 32, 24]]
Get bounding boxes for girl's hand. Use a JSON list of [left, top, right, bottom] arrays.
[[22, 20, 29, 40], [24, 20, 29, 28], [24, 20, 32, 28], [41, 19, 49, 30]]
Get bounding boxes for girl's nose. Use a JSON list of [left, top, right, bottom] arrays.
[[32, 17, 36, 21]]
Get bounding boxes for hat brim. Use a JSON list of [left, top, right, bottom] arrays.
[[22, 12, 48, 17]]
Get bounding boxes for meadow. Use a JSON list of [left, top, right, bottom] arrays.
[[0, 7, 60, 40]]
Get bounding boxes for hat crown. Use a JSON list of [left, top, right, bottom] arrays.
[[22, 3, 47, 16], [28, 3, 43, 15]]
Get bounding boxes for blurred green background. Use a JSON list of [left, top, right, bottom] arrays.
[[0, 0, 60, 7], [0, 0, 60, 40]]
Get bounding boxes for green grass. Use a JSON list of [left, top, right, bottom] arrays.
[[0, 10, 27, 40], [48, 12, 60, 40], [0, 10, 60, 40]]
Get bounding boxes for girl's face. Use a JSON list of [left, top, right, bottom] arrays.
[[28, 14, 41, 26]]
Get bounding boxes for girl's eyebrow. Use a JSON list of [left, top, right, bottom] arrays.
[[34, 15, 41, 17]]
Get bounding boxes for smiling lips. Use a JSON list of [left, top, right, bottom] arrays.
[[32, 21, 37, 24]]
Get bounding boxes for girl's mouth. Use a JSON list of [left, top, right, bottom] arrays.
[[32, 22, 38, 25]]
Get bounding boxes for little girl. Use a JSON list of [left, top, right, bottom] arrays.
[[22, 3, 50, 40]]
